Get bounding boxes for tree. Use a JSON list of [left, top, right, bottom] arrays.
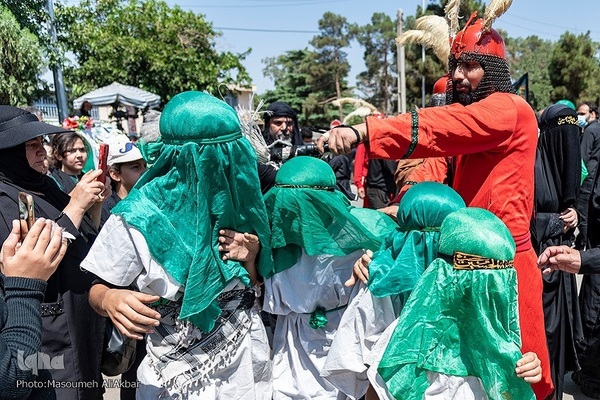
[[505, 35, 554, 111], [57, 0, 251, 104], [309, 12, 353, 121], [1, 0, 49, 43], [0, 5, 45, 105], [549, 32, 600, 104], [262, 49, 314, 124], [354, 12, 397, 115], [401, 0, 486, 108]]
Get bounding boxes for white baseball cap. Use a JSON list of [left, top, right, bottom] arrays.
[[106, 135, 144, 167]]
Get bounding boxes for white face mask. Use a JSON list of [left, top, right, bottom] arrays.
[[578, 115, 588, 128]]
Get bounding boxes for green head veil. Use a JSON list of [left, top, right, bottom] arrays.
[[378, 208, 533, 400], [113, 91, 273, 333], [368, 182, 465, 298], [263, 156, 388, 276], [438, 207, 515, 260]]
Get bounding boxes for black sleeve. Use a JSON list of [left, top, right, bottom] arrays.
[[258, 164, 277, 195], [580, 247, 600, 274], [0, 277, 47, 398]]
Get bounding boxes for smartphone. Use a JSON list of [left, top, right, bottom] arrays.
[[97, 143, 109, 183], [18, 192, 35, 237]]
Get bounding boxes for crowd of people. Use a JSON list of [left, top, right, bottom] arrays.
[[2, 4, 600, 400]]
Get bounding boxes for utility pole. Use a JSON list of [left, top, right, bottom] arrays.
[[47, 0, 69, 122], [421, 0, 426, 108], [397, 9, 406, 114]]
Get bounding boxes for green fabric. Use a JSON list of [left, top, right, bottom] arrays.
[[438, 207, 515, 260], [263, 156, 386, 276], [378, 207, 534, 400], [556, 99, 575, 110], [138, 136, 164, 168], [348, 207, 398, 243], [309, 307, 329, 329], [308, 304, 349, 329], [113, 91, 273, 333], [582, 159, 588, 185], [368, 182, 465, 298]]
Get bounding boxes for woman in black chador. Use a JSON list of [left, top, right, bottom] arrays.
[[530, 103, 583, 399], [0, 106, 106, 400]]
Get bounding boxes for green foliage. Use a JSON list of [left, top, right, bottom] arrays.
[[0, 5, 45, 105], [505, 35, 554, 111], [262, 49, 314, 123], [401, 0, 486, 109], [307, 12, 353, 124], [57, 0, 251, 104], [354, 12, 397, 115], [263, 12, 355, 127], [549, 32, 600, 105], [258, 0, 600, 124], [1, 0, 49, 41]]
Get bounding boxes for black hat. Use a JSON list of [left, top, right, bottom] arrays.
[[0, 105, 71, 150], [265, 102, 297, 121]]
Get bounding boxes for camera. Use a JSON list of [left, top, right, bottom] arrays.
[[269, 142, 329, 163]]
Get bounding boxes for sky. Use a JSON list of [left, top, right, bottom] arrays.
[[66, 0, 600, 94]]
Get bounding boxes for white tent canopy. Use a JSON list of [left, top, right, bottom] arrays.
[[73, 82, 161, 109]]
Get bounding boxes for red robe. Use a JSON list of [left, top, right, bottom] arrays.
[[367, 92, 554, 400], [353, 142, 370, 208]]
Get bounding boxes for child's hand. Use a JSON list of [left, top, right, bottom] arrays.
[[345, 250, 373, 287], [515, 351, 542, 383], [218, 229, 260, 263], [101, 287, 161, 340], [559, 207, 578, 232]]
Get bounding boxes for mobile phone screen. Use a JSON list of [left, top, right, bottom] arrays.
[[97, 143, 109, 183], [18, 192, 34, 237]]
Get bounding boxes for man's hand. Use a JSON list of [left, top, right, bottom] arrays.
[[345, 250, 373, 287], [317, 123, 367, 155], [537, 245, 581, 275], [1, 218, 66, 281], [515, 351, 542, 383], [98, 286, 161, 340]]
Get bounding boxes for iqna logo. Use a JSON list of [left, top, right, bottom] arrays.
[[17, 351, 65, 373]]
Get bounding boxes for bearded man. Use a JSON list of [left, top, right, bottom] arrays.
[[318, 12, 554, 400]]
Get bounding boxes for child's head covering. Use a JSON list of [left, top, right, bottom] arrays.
[[263, 156, 395, 276], [368, 182, 465, 298], [378, 207, 534, 400], [113, 91, 272, 332]]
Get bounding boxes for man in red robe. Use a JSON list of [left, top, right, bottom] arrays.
[[318, 13, 554, 400]]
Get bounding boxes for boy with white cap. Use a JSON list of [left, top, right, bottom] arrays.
[[102, 136, 147, 213]]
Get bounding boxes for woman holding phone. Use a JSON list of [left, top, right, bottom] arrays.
[[0, 106, 109, 400]]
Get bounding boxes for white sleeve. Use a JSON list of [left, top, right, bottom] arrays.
[[80, 214, 182, 299]]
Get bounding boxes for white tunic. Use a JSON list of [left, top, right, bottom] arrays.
[[320, 282, 398, 399], [263, 250, 363, 400], [81, 215, 272, 400]]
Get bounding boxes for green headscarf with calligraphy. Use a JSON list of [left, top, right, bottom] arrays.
[[378, 207, 533, 400]]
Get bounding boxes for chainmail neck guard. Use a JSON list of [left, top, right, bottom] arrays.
[[446, 53, 514, 105]]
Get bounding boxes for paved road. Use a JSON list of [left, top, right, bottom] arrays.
[[564, 371, 594, 400], [102, 368, 594, 399]]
